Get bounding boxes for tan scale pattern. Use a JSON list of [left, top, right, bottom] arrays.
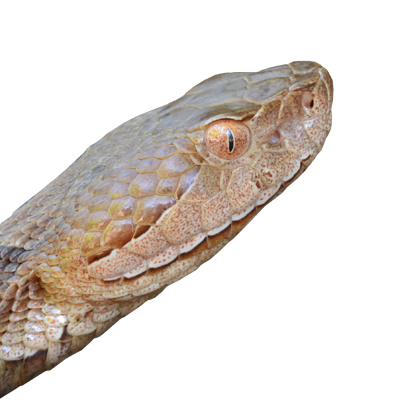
[[0, 61, 333, 397]]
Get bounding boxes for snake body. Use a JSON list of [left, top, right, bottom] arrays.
[[0, 61, 333, 397]]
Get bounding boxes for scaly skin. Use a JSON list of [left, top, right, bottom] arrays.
[[0, 61, 333, 397]]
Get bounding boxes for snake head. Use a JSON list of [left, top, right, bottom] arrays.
[[0, 62, 333, 398], [83, 61, 334, 272]]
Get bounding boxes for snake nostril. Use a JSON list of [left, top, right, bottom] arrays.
[[302, 92, 315, 110]]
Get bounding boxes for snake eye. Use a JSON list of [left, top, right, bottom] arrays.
[[205, 120, 251, 160]]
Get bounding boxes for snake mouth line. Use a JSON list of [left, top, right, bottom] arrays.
[[123, 271, 147, 282], [101, 171, 292, 288], [148, 258, 177, 273], [101, 154, 308, 281]]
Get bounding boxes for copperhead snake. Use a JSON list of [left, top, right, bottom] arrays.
[[0, 61, 333, 397]]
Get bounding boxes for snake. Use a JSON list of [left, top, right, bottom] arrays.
[[0, 61, 333, 397]]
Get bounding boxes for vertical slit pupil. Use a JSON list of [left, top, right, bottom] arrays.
[[227, 129, 234, 153]]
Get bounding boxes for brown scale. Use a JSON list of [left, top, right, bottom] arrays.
[[0, 61, 333, 397]]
